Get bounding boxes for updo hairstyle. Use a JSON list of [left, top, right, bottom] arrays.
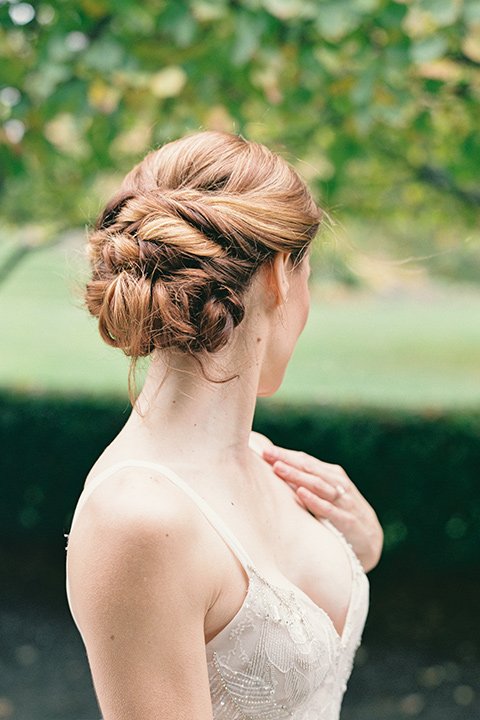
[[86, 131, 321, 362]]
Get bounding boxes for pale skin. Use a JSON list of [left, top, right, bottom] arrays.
[[67, 251, 383, 720], [249, 432, 383, 573]]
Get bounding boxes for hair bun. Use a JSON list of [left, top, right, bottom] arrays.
[[85, 131, 321, 366]]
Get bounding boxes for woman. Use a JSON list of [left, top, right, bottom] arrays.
[[66, 131, 383, 719]]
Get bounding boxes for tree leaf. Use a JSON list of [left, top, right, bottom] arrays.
[[315, 2, 364, 41], [418, 0, 460, 28], [232, 12, 266, 66], [410, 35, 449, 64], [463, 0, 480, 26], [150, 66, 187, 98]]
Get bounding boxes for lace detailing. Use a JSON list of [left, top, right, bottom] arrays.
[[208, 568, 339, 719], [207, 555, 369, 720]]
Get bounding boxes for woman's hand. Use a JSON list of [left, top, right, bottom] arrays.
[[251, 433, 383, 572]]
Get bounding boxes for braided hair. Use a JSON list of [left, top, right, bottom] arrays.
[[85, 131, 321, 361]]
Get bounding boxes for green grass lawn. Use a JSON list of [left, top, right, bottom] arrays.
[[2, 241, 480, 409]]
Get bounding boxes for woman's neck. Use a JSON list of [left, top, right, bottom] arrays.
[[126, 340, 264, 475]]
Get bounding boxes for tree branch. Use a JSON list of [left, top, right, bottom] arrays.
[[415, 164, 480, 207], [381, 145, 480, 207], [0, 229, 71, 288]]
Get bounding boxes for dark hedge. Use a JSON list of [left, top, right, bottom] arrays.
[[1, 390, 479, 573]]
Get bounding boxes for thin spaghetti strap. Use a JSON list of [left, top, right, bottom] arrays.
[[67, 461, 132, 533], [68, 459, 255, 572]]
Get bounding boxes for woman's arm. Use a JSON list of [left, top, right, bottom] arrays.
[[67, 472, 215, 720], [250, 431, 383, 572]]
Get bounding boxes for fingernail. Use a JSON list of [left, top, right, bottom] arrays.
[[263, 448, 277, 460], [297, 486, 311, 498]]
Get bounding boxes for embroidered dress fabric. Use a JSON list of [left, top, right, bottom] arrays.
[[66, 460, 369, 720]]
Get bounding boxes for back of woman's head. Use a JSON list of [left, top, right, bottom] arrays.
[[86, 131, 321, 360]]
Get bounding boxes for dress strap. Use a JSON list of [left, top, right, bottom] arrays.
[[68, 459, 255, 572]]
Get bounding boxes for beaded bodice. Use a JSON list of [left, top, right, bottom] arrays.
[[206, 523, 369, 720], [67, 460, 369, 720]]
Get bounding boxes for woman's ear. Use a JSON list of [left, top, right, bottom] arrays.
[[261, 252, 291, 307]]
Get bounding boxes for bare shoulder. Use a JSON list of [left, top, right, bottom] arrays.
[[69, 465, 206, 558], [67, 467, 216, 718], [67, 465, 214, 630]]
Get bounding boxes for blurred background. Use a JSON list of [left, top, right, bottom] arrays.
[[1, 0, 480, 718]]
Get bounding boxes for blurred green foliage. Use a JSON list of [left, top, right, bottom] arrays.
[[0, 0, 479, 273]]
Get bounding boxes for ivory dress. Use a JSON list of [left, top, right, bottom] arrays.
[[67, 460, 370, 719]]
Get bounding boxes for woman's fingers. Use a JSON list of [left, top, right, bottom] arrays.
[[264, 445, 349, 485], [296, 486, 351, 527], [264, 445, 328, 475], [264, 445, 353, 496], [272, 460, 341, 503], [263, 443, 384, 572]]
